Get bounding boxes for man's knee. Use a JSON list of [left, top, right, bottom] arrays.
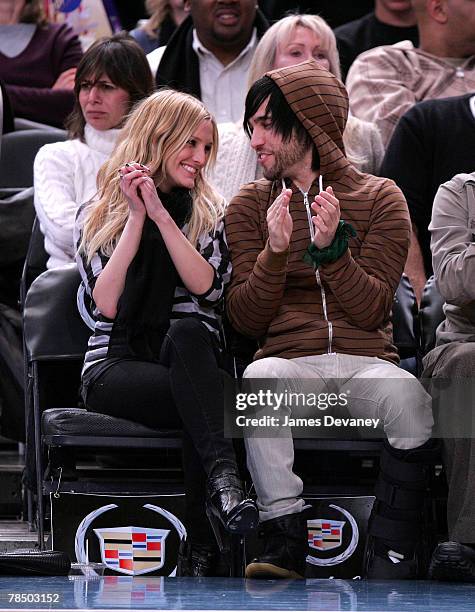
[[243, 357, 291, 378], [379, 377, 433, 449]]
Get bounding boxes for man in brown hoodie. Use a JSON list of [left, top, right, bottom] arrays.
[[225, 60, 436, 579]]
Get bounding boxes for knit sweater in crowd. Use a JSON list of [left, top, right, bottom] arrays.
[[346, 41, 475, 148], [225, 61, 410, 364], [0, 23, 83, 127], [209, 123, 260, 203], [33, 124, 119, 269]]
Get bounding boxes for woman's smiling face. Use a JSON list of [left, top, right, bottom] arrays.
[[161, 119, 214, 192]]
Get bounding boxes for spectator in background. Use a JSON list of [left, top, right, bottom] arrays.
[[210, 14, 384, 202], [423, 171, 475, 583], [259, 0, 374, 27], [113, 0, 146, 31], [0, 0, 83, 128], [335, 0, 418, 81], [130, 0, 187, 54], [346, 0, 475, 148], [34, 34, 154, 270], [147, 0, 268, 123], [380, 93, 475, 302]]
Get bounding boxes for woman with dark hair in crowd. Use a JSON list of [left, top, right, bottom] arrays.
[[34, 33, 154, 270], [75, 89, 258, 576], [130, 0, 186, 54], [0, 0, 83, 127]]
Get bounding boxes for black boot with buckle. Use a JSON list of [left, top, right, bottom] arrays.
[[365, 439, 439, 579], [245, 510, 309, 579], [206, 460, 258, 535]]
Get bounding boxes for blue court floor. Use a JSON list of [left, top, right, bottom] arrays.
[[0, 576, 474, 612]]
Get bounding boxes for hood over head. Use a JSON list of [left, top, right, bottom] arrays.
[[266, 60, 351, 178]]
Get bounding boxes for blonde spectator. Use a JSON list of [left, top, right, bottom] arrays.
[[130, 0, 187, 54]]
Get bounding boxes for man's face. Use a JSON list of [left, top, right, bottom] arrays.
[[445, 0, 475, 56], [377, 0, 413, 14], [248, 99, 311, 181], [185, 0, 256, 45]]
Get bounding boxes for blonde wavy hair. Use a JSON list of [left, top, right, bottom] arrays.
[[143, 0, 177, 37], [248, 14, 341, 87], [80, 89, 224, 263], [143, 0, 166, 36], [248, 14, 365, 168]]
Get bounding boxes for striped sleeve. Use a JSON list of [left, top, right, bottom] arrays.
[[318, 180, 410, 330], [191, 218, 232, 308], [224, 185, 289, 338], [74, 203, 108, 297], [74, 203, 111, 327]]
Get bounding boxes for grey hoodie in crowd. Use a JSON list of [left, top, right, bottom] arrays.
[[430, 172, 475, 344]]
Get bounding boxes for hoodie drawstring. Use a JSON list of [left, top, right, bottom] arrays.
[[299, 178, 334, 355]]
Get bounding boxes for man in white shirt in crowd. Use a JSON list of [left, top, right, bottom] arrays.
[[147, 0, 268, 123]]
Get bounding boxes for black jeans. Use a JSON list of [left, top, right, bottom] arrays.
[[84, 318, 235, 544]]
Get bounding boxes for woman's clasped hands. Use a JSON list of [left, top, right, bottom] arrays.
[[118, 162, 169, 225]]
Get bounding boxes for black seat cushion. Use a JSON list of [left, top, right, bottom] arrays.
[[392, 273, 418, 359], [419, 276, 445, 356], [42, 408, 181, 438]]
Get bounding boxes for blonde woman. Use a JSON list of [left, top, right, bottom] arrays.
[[210, 14, 384, 202], [130, 0, 186, 54], [75, 89, 258, 576]]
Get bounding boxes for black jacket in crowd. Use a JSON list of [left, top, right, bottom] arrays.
[[380, 93, 475, 276]]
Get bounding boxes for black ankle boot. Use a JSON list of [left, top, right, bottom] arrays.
[[177, 539, 230, 577], [365, 439, 439, 579], [207, 461, 258, 535], [245, 511, 308, 579], [428, 541, 475, 583]]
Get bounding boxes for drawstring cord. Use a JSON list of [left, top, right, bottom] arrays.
[[297, 176, 334, 354]]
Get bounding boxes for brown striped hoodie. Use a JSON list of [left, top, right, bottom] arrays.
[[225, 61, 410, 364]]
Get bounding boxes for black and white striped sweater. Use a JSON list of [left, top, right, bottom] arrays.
[[74, 202, 232, 376]]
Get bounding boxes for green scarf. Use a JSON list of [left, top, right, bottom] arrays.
[[303, 220, 356, 268]]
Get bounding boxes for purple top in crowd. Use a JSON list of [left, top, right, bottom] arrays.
[[0, 23, 83, 127]]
